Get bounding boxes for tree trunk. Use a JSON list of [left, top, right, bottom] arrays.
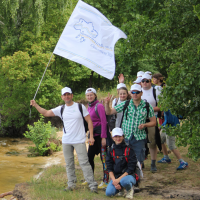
[[98, 74, 100, 88], [88, 71, 94, 87]]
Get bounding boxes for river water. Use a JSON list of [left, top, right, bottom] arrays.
[[0, 136, 65, 198]]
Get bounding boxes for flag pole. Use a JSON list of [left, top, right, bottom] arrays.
[[29, 53, 54, 118]]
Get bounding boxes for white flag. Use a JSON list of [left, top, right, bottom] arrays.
[[53, 0, 127, 80]]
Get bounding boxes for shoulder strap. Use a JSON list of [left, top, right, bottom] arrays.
[[110, 145, 115, 163], [144, 102, 150, 119], [114, 98, 119, 106], [124, 147, 130, 163], [60, 105, 66, 133], [120, 100, 130, 128], [61, 104, 65, 118], [153, 87, 157, 106], [78, 103, 84, 120], [95, 103, 100, 118]]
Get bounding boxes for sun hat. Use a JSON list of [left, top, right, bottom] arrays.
[[85, 88, 97, 94], [61, 87, 72, 95], [133, 77, 142, 84], [130, 84, 142, 91], [141, 73, 152, 80], [145, 71, 152, 78], [112, 127, 124, 137], [117, 83, 127, 89], [137, 71, 144, 77]]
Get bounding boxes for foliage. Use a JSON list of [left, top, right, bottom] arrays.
[[1, 0, 200, 159], [24, 115, 60, 156]]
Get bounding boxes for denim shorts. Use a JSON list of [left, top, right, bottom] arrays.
[[125, 135, 146, 163]]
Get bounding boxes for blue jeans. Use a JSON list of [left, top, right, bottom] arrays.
[[105, 175, 136, 197], [125, 135, 146, 163]]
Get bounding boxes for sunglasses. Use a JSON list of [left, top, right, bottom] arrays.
[[131, 91, 141, 94], [141, 79, 150, 83]]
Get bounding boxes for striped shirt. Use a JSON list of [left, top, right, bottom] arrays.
[[114, 99, 155, 140]]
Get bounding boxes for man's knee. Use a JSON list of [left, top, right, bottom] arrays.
[[160, 130, 166, 144], [147, 127, 156, 148], [167, 136, 176, 150]]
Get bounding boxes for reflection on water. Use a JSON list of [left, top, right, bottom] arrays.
[[0, 137, 65, 196]]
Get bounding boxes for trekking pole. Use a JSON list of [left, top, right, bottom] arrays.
[[29, 53, 54, 118]]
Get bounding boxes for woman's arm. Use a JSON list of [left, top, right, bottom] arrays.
[[97, 104, 107, 147]]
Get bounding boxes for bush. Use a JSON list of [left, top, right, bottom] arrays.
[[24, 115, 60, 156]]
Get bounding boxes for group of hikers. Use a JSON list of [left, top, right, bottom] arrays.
[[30, 70, 188, 199]]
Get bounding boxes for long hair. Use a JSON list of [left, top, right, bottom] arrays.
[[118, 87, 131, 100]]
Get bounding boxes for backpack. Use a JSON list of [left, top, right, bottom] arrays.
[[108, 98, 119, 131], [153, 87, 163, 119], [110, 145, 140, 185], [119, 100, 150, 128], [60, 103, 88, 134]]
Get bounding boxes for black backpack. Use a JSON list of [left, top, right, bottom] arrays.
[[60, 103, 88, 134]]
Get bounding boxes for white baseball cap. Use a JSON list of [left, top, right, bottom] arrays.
[[137, 71, 144, 77], [61, 87, 72, 95], [112, 127, 124, 137], [145, 71, 152, 78], [85, 88, 96, 94], [117, 83, 127, 89], [133, 77, 142, 84], [141, 73, 152, 80], [130, 84, 142, 91]]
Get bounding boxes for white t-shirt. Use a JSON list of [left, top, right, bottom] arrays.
[[51, 102, 89, 144], [141, 86, 162, 115], [112, 98, 123, 128]]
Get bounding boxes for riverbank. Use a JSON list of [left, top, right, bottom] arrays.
[[7, 137, 200, 200], [0, 134, 66, 200]]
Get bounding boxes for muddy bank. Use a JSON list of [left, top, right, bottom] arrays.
[[0, 135, 65, 198]]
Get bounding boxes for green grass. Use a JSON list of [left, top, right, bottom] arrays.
[[27, 146, 200, 200]]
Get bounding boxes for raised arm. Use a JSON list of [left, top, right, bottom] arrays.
[[30, 100, 55, 117], [118, 74, 125, 83], [104, 93, 117, 115]]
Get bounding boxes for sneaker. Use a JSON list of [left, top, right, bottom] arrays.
[[117, 188, 125, 197], [90, 187, 98, 193], [125, 186, 134, 199], [63, 185, 76, 191], [81, 181, 88, 186], [150, 165, 157, 173], [98, 181, 108, 189], [157, 157, 171, 164], [177, 161, 188, 170]]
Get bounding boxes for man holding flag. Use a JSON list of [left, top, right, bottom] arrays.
[[30, 87, 98, 192], [30, 0, 128, 194]]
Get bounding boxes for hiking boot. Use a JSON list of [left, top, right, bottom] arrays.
[[90, 187, 98, 193], [177, 161, 188, 170], [117, 188, 125, 197], [63, 185, 76, 191], [157, 157, 171, 164], [98, 181, 108, 189], [81, 181, 88, 186], [125, 186, 134, 199], [150, 165, 157, 173]]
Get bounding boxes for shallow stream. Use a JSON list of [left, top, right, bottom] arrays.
[[0, 137, 65, 198]]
